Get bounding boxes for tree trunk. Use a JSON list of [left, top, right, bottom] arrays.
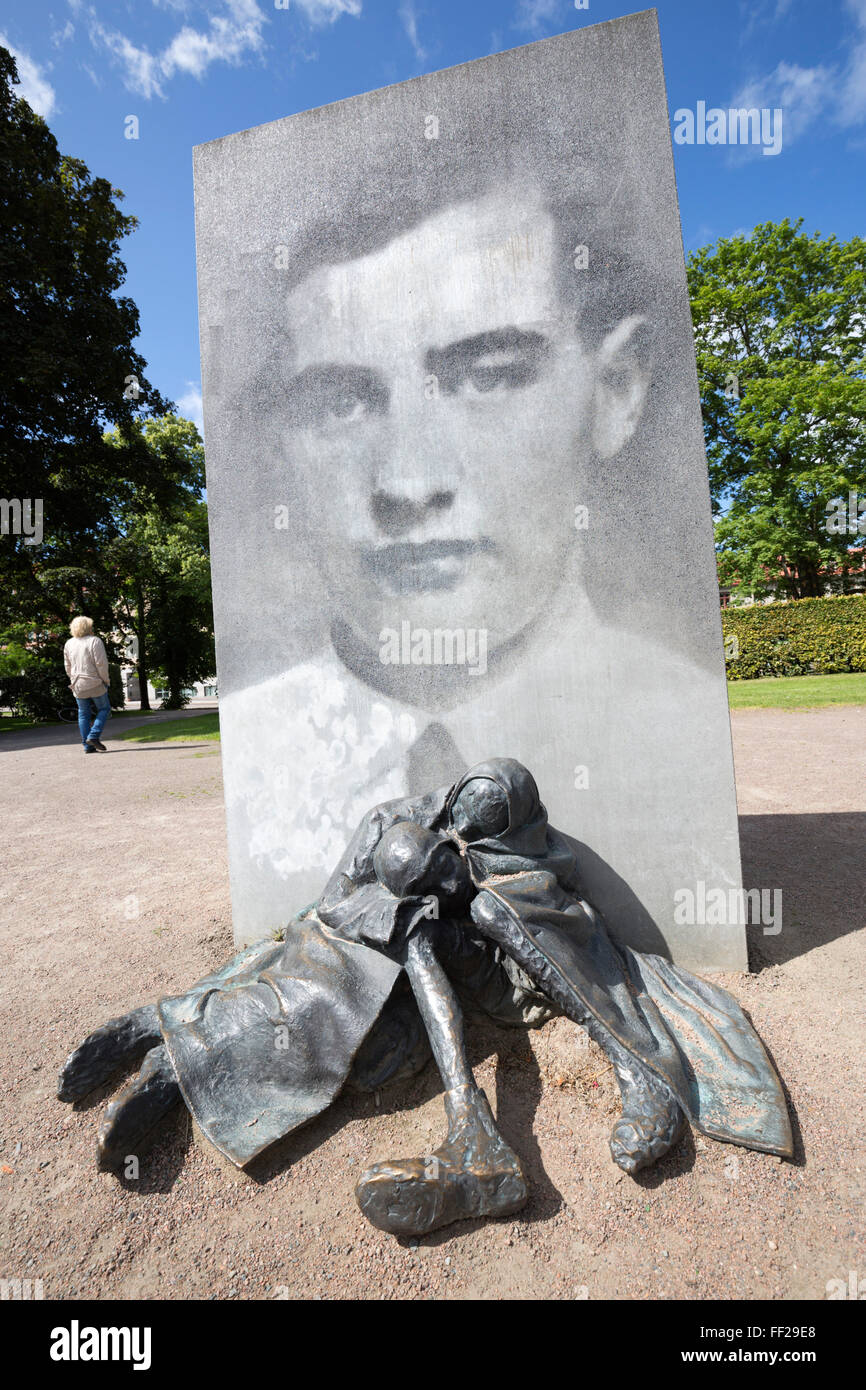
[[135, 657, 150, 709], [798, 561, 824, 598], [135, 584, 150, 710], [166, 646, 185, 709]]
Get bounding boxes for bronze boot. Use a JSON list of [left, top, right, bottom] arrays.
[[355, 1083, 527, 1235], [96, 1044, 180, 1172], [608, 1052, 685, 1175]]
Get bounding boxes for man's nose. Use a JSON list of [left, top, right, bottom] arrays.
[[370, 483, 455, 537], [370, 380, 458, 536]]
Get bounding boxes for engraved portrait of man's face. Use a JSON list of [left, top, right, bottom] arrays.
[[273, 184, 649, 702]]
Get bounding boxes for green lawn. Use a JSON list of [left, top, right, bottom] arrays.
[[120, 680, 866, 732], [727, 672, 866, 709], [6, 676, 863, 737], [0, 707, 162, 733], [113, 712, 220, 743]]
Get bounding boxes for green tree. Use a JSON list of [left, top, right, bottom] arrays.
[[688, 220, 866, 600], [105, 416, 212, 709], [0, 46, 177, 671], [137, 501, 214, 708], [0, 414, 209, 718]]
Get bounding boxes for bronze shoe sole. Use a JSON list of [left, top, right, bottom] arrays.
[[355, 1154, 527, 1236]]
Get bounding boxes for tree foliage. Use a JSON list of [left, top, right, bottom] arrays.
[[688, 219, 866, 599], [0, 50, 214, 714], [0, 48, 174, 551], [105, 417, 213, 709]]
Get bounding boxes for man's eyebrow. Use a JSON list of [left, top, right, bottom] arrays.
[[425, 327, 550, 371], [287, 362, 387, 387], [284, 362, 389, 408], [283, 362, 389, 425]]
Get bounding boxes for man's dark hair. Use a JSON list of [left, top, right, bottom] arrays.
[[226, 83, 676, 420]]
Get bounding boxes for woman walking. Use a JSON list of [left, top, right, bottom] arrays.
[[64, 616, 111, 753]]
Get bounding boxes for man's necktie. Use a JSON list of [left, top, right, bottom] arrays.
[[405, 722, 468, 796]]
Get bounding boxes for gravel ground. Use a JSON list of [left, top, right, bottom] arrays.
[[0, 705, 863, 1301]]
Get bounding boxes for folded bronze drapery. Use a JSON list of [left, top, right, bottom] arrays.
[[59, 758, 792, 1237]]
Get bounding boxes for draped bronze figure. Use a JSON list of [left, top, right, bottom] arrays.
[[58, 759, 792, 1236]]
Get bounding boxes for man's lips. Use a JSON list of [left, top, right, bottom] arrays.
[[361, 539, 493, 594]]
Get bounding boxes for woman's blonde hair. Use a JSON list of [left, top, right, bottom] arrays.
[[69, 616, 94, 638]]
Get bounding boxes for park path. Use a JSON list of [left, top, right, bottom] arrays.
[[0, 702, 217, 753], [0, 706, 863, 1301]]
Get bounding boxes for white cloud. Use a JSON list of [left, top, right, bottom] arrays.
[[89, 0, 362, 96], [90, 0, 269, 98], [0, 35, 57, 117], [51, 19, 75, 49], [291, 0, 362, 21], [728, 0, 866, 148], [177, 382, 204, 435], [95, 29, 164, 99], [839, 48, 866, 125], [731, 60, 834, 146], [162, 1, 267, 82], [399, 1, 426, 61], [839, 0, 866, 125], [512, 0, 563, 34]]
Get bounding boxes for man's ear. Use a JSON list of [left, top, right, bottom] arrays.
[[591, 314, 650, 459]]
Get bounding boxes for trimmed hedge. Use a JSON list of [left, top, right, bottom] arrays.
[[723, 594, 866, 680]]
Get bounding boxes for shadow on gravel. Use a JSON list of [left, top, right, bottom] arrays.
[[68, 1084, 192, 1195], [240, 1023, 563, 1242], [739, 812, 865, 968], [631, 1124, 697, 1189], [750, 1029, 805, 1167], [106, 744, 214, 752]]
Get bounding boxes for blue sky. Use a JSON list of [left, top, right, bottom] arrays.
[[2, 0, 864, 431]]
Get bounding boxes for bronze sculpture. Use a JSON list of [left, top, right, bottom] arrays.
[[58, 759, 792, 1236]]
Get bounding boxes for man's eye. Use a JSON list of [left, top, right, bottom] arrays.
[[287, 369, 387, 428], [429, 331, 551, 402], [465, 364, 515, 394], [328, 391, 367, 421], [460, 355, 538, 396]]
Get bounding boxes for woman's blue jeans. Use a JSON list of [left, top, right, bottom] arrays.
[[76, 692, 111, 746]]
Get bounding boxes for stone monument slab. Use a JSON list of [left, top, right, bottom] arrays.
[[193, 9, 746, 970]]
